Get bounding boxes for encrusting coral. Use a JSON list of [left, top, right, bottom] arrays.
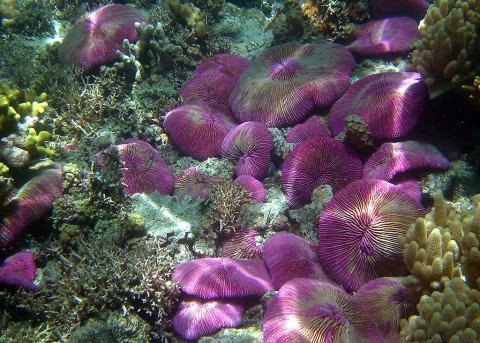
[[410, 0, 480, 98]]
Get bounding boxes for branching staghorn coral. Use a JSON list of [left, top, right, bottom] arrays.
[[0, 235, 180, 341], [410, 0, 480, 98], [207, 179, 250, 234]]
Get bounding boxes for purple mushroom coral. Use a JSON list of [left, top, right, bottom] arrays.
[[229, 43, 355, 127], [234, 175, 267, 203], [58, 4, 148, 71], [0, 168, 62, 249], [281, 137, 362, 208], [180, 54, 251, 108], [172, 257, 274, 299], [347, 17, 420, 56], [264, 232, 336, 289], [353, 277, 420, 343], [221, 121, 273, 180], [0, 251, 39, 291], [363, 140, 450, 181], [328, 72, 428, 141], [192, 53, 251, 79], [263, 278, 384, 343], [174, 167, 219, 200], [222, 228, 264, 260], [317, 179, 426, 292], [164, 102, 236, 161], [285, 115, 331, 144], [119, 139, 174, 195], [180, 70, 240, 108], [173, 297, 245, 341]]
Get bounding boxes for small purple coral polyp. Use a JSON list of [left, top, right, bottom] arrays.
[[164, 102, 236, 161], [317, 179, 426, 292], [221, 121, 273, 180], [328, 72, 428, 141], [229, 43, 355, 127], [281, 137, 362, 208], [58, 4, 148, 71]]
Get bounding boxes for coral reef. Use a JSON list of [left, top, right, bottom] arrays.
[[0, 235, 180, 341], [410, 0, 480, 98], [301, 0, 370, 40], [166, 0, 206, 38]]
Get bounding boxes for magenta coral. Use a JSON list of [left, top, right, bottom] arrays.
[[164, 102, 236, 161], [173, 297, 244, 340], [58, 4, 148, 71], [0, 251, 39, 291], [285, 115, 331, 144], [0, 168, 62, 249], [362, 140, 450, 181], [263, 278, 384, 343], [229, 43, 355, 127], [317, 179, 426, 292], [328, 72, 428, 140], [347, 17, 420, 56], [264, 232, 336, 289], [180, 70, 239, 108], [234, 175, 267, 203], [172, 257, 274, 299], [221, 121, 273, 180], [222, 228, 264, 260], [353, 277, 419, 343], [174, 167, 219, 200], [116, 139, 174, 195], [193, 53, 251, 79], [281, 137, 362, 208]]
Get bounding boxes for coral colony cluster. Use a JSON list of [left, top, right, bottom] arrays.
[[1, 0, 480, 342]]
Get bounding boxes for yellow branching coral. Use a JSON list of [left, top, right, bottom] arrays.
[[411, 0, 480, 98], [166, 0, 206, 38], [401, 277, 480, 342], [0, 84, 48, 133], [399, 192, 463, 290], [25, 128, 54, 157], [460, 197, 480, 288], [462, 75, 480, 105]]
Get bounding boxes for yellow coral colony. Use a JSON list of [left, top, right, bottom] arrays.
[[411, 0, 480, 98], [399, 192, 463, 290], [399, 192, 480, 342]]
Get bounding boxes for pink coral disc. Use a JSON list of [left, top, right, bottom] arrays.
[[58, 4, 148, 71], [362, 140, 450, 181], [281, 137, 362, 208], [347, 16, 420, 56], [263, 278, 384, 343], [317, 179, 426, 292], [328, 72, 428, 141], [164, 102, 237, 161], [229, 43, 355, 127]]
